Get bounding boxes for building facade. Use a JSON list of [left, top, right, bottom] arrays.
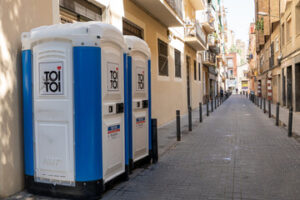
[[252, 0, 300, 111], [0, 0, 228, 197]]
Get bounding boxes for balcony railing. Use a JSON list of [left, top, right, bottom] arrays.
[[197, 4, 215, 33], [203, 51, 216, 65], [198, 10, 214, 27], [207, 34, 215, 46], [185, 22, 206, 45], [165, 0, 183, 20], [209, 66, 217, 75]]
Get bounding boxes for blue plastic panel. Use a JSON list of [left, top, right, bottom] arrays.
[[73, 47, 102, 181], [124, 53, 129, 165], [148, 60, 152, 150], [127, 56, 133, 160], [22, 50, 34, 176]]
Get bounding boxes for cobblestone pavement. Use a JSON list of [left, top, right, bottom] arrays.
[[7, 95, 300, 200]]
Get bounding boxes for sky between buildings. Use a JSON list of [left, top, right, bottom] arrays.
[[223, 0, 255, 46]]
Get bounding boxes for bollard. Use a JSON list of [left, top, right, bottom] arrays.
[[176, 110, 181, 141], [276, 102, 280, 126], [288, 107, 293, 137], [207, 102, 209, 116], [151, 118, 158, 163], [268, 100, 271, 118], [188, 106, 192, 131], [214, 98, 217, 109], [263, 98, 266, 113], [211, 99, 214, 112], [260, 98, 262, 109], [199, 103, 203, 123]]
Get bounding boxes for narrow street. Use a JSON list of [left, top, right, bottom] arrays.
[[102, 95, 300, 200]]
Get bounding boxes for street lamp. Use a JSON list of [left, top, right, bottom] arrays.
[[258, 12, 279, 19]]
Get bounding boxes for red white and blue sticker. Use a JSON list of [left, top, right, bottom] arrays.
[[136, 117, 146, 127], [108, 124, 120, 134]]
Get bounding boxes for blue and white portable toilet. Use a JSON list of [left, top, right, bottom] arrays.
[[21, 22, 129, 199], [124, 36, 151, 169]]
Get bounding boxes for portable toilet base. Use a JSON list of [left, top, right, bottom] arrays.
[[25, 175, 103, 199]]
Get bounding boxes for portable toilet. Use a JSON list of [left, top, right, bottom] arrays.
[[124, 36, 151, 169], [22, 22, 129, 199]]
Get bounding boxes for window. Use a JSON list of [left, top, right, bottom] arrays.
[[227, 59, 233, 67], [123, 18, 144, 39], [174, 49, 181, 78], [287, 16, 292, 42], [281, 23, 285, 46], [158, 39, 168, 76], [194, 60, 197, 80], [275, 36, 279, 52], [198, 63, 201, 81], [59, 0, 102, 23], [270, 42, 274, 68]]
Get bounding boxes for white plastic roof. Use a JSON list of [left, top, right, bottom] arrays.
[[22, 22, 125, 49], [124, 35, 151, 58]]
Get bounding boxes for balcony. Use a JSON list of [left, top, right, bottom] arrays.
[[131, 0, 184, 27], [207, 34, 220, 54], [196, 4, 215, 33], [184, 22, 206, 51], [203, 51, 216, 66]]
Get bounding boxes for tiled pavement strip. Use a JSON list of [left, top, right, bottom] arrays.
[[7, 95, 300, 199]]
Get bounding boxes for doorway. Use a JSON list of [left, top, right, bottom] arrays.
[[295, 63, 300, 111], [186, 56, 191, 108], [282, 69, 286, 106], [287, 66, 293, 108]]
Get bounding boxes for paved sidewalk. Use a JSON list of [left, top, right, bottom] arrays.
[[6, 99, 226, 200], [102, 95, 300, 200], [252, 97, 300, 136], [157, 99, 223, 156]]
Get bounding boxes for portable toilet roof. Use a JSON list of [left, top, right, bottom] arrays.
[[124, 36, 151, 58], [22, 22, 125, 50]]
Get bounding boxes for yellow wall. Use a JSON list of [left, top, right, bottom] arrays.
[[281, 0, 300, 59], [184, 0, 196, 20], [124, 0, 201, 126], [0, 0, 54, 197]]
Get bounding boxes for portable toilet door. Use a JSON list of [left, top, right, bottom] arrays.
[[124, 36, 151, 169], [21, 22, 128, 199]]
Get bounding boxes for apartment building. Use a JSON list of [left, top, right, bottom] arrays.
[[253, 0, 300, 111], [0, 0, 227, 197], [248, 23, 258, 93], [280, 0, 300, 111], [254, 0, 281, 102], [225, 53, 239, 92]]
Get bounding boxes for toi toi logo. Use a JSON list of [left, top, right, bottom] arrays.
[[43, 66, 62, 93]]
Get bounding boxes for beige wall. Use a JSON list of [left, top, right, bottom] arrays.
[[185, 45, 202, 109], [124, 0, 202, 126], [0, 0, 54, 197], [280, 0, 300, 110]]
